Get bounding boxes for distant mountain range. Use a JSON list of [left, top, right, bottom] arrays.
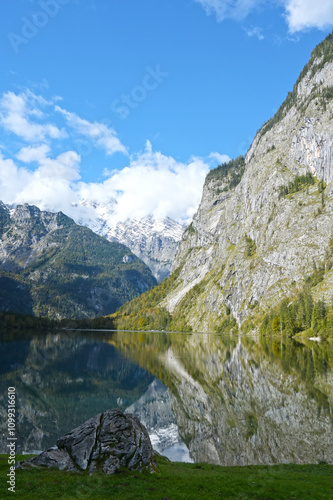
[[101, 216, 185, 282], [0, 202, 157, 319], [75, 200, 185, 282]]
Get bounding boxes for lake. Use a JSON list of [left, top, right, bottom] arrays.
[[0, 330, 332, 466]]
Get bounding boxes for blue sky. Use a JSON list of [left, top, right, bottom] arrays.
[[0, 0, 333, 224]]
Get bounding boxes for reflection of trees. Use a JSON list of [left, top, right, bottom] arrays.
[[114, 332, 333, 408], [258, 335, 333, 410]]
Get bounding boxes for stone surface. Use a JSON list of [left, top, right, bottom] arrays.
[[17, 409, 156, 474]]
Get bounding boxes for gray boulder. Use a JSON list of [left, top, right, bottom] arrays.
[[17, 409, 156, 474]]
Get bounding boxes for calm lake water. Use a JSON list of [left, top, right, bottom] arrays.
[[0, 330, 332, 465]]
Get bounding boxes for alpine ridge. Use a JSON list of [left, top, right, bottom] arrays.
[[0, 202, 157, 319]]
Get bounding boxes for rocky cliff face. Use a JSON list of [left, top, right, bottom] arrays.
[[163, 35, 333, 331], [0, 202, 156, 318]]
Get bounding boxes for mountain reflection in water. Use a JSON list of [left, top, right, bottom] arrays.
[[0, 330, 332, 465]]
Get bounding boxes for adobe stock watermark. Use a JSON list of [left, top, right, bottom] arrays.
[[111, 65, 169, 120], [7, 387, 16, 494], [8, 0, 71, 54]]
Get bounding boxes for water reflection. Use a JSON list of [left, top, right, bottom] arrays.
[[1, 330, 332, 465], [0, 331, 155, 454], [111, 331, 333, 465]]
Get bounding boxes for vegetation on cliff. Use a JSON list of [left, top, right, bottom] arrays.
[[260, 31, 333, 137], [243, 256, 333, 340], [110, 268, 191, 332], [205, 155, 245, 191], [278, 172, 316, 198]]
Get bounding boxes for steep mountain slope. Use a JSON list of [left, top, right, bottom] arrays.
[[77, 199, 185, 282], [156, 33, 333, 332], [113, 33, 333, 334], [0, 202, 156, 319]]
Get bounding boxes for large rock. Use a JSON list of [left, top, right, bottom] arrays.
[[17, 409, 156, 474]]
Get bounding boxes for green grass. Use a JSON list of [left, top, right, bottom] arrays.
[[2, 455, 333, 499]]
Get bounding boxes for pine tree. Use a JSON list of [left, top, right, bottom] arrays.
[[311, 301, 325, 332]]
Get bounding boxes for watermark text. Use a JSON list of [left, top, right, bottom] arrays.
[[111, 65, 169, 119], [8, 0, 71, 54], [7, 387, 16, 493]]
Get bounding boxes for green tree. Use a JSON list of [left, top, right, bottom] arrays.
[[311, 301, 325, 332]]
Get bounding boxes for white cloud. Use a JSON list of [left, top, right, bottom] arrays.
[[0, 146, 82, 217], [16, 144, 51, 163], [195, 0, 333, 32], [0, 153, 31, 203], [0, 90, 127, 159], [284, 0, 333, 32], [0, 91, 66, 142], [16, 144, 80, 182], [0, 87, 226, 225], [78, 141, 211, 224], [55, 105, 128, 156], [209, 152, 231, 165], [246, 26, 264, 39], [194, 0, 261, 22], [0, 141, 228, 225]]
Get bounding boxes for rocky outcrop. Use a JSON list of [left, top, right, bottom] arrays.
[[290, 117, 333, 183], [17, 409, 156, 474]]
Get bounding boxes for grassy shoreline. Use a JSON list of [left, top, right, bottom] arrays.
[[1, 455, 333, 499]]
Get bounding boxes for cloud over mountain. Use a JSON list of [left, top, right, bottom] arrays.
[[0, 140, 212, 225]]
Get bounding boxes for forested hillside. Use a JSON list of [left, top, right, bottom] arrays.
[[0, 202, 156, 319]]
